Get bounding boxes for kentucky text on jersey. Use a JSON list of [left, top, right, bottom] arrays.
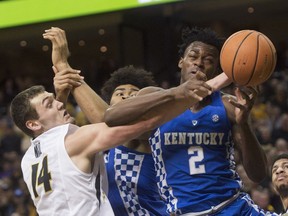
[[164, 132, 225, 145]]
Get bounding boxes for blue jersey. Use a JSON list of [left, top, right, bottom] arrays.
[[105, 145, 168, 216], [149, 91, 242, 214]]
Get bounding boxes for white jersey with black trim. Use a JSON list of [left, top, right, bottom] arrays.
[[21, 124, 114, 216]]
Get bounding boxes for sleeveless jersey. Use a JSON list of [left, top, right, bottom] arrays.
[[105, 145, 168, 216], [149, 91, 242, 215], [21, 124, 114, 216]]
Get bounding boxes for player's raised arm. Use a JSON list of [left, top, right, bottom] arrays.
[[44, 27, 109, 123]]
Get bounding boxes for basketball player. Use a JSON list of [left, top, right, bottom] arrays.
[[101, 66, 168, 216], [103, 27, 278, 215], [271, 154, 288, 214]]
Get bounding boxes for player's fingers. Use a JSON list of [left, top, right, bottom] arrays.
[[55, 83, 73, 91], [195, 71, 207, 81], [228, 98, 244, 109], [235, 88, 249, 101], [54, 74, 84, 84]]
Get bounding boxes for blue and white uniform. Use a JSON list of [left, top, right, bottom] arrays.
[[105, 145, 168, 216], [149, 91, 278, 215]]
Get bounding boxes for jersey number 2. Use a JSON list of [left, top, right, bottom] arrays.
[[188, 146, 205, 175], [31, 155, 52, 198]]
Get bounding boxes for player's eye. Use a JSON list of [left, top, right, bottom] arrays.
[[203, 57, 214, 64]]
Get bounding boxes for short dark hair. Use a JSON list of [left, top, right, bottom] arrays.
[[271, 153, 288, 171], [10, 85, 45, 137], [101, 65, 156, 103], [178, 26, 225, 58]]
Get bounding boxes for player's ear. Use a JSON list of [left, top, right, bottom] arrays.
[[26, 120, 41, 131], [178, 58, 183, 68]]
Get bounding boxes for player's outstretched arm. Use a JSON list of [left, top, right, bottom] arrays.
[[206, 72, 232, 91], [224, 87, 267, 183], [104, 71, 212, 127]]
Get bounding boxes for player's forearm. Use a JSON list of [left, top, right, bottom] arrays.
[[104, 87, 193, 127], [206, 72, 231, 91], [72, 82, 109, 123], [236, 123, 268, 183], [53, 64, 72, 107]]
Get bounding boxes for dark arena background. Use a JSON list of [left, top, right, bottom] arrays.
[[1, 0, 288, 215]]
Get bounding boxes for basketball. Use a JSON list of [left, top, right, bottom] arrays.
[[220, 30, 277, 86]]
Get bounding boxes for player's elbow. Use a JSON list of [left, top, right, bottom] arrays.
[[104, 105, 127, 127], [246, 165, 268, 183], [104, 111, 119, 127]]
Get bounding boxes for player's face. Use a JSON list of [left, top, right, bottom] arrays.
[[178, 41, 219, 83], [30, 91, 74, 132], [110, 84, 140, 106], [271, 158, 288, 193]]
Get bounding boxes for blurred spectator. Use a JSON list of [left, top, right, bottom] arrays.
[[0, 117, 22, 156], [250, 186, 275, 212], [269, 84, 288, 114], [274, 138, 288, 154], [272, 113, 288, 142]]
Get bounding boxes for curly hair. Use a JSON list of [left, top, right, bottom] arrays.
[[178, 26, 225, 58], [101, 65, 156, 103]]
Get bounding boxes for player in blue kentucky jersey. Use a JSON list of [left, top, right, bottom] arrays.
[[101, 66, 169, 216], [103, 27, 278, 215]]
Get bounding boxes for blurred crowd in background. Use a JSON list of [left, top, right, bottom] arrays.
[[0, 45, 288, 216]]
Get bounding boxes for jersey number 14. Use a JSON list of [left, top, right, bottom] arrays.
[[31, 155, 52, 198]]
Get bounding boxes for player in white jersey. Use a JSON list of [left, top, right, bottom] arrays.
[[21, 123, 113, 216]]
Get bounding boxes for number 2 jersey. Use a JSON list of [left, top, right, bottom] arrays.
[[21, 124, 114, 216], [149, 91, 242, 214]]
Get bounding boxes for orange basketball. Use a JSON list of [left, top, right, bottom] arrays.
[[220, 30, 277, 86]]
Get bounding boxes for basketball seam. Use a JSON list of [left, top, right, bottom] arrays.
[[220, 31, 244, 76], [231, 31, 254, 85], [244, 33, 260, 86]]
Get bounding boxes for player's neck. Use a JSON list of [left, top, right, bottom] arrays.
[[190, 96, 211, 113]]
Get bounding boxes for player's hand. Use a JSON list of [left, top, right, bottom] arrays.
[[53, 66, 83, 98], [228, 86, 259, 124], [43, 27, 70, 70], [179, 71, 212, 101]]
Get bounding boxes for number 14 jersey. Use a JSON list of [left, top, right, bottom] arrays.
[[21, 124, 114, 216]]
